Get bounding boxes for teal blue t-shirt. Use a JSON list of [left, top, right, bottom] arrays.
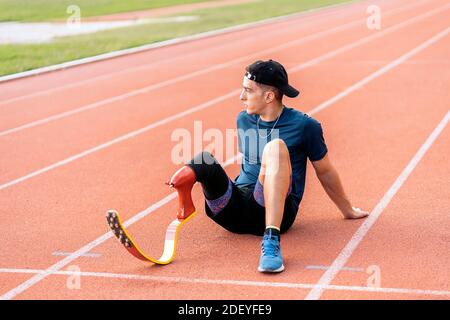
[[235, 106, 328, 209]]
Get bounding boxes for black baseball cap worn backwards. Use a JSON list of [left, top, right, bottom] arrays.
[[245, 59, 300, 98]]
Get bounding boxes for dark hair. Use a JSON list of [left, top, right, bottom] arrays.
[[256, 82, 283, 102]]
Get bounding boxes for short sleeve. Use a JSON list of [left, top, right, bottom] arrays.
[[236, 111, 246, 154], [301, 117, 328, 161]]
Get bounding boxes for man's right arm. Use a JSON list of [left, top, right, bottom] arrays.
[[312, 154, 369, 219]]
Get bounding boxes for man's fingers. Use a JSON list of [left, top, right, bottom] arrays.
[[349, 207, 370, 219], [353, 207, 369, 213]]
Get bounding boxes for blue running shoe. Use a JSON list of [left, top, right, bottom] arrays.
[[258, 231, 284, 273]]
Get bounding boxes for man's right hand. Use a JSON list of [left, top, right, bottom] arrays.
[[344, 207, 370, 219]]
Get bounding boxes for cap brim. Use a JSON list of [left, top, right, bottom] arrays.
[[280, 84, 300, 98]]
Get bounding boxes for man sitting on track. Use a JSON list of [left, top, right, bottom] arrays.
[[168, 59, 369, 273]]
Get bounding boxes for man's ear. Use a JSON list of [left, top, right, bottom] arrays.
[[265, 91, 275, 103]]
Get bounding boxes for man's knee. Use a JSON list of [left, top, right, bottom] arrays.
[[262, 139, 290, 163], [187, 151, 226, 184], [261, 139, 290, 177], [190, 151, 218, 166]]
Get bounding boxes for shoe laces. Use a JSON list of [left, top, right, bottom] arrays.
[[261, 235, 280, 256]]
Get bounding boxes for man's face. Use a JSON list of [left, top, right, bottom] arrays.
[[240, 77, 267, 115]]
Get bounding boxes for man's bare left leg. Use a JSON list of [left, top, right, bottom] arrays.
[[258, 138, 292, 229]]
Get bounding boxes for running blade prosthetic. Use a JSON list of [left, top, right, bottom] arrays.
[[106, 166, 197, 264]]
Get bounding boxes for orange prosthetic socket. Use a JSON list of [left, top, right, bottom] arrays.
[[166, 166, 197, 220]]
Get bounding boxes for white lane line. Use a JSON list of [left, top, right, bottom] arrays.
[[0, 0, 437, 137], [52, 251, 101, 258], [1, 15, 448, 302], [305, 265, 365, 273], [0, 0, 370, 84], [0, 268, 449, 297], [305, 109, 450, 300], [1, 5, 447, 192]]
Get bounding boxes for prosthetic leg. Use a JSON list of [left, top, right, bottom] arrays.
[[106, 166, 197, 264]]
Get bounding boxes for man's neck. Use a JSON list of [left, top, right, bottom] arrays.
[[259, 103, 284, 122]]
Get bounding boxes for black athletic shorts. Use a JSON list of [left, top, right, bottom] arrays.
[[204, 181, 299, 236], [186, 151, 299, 236]]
